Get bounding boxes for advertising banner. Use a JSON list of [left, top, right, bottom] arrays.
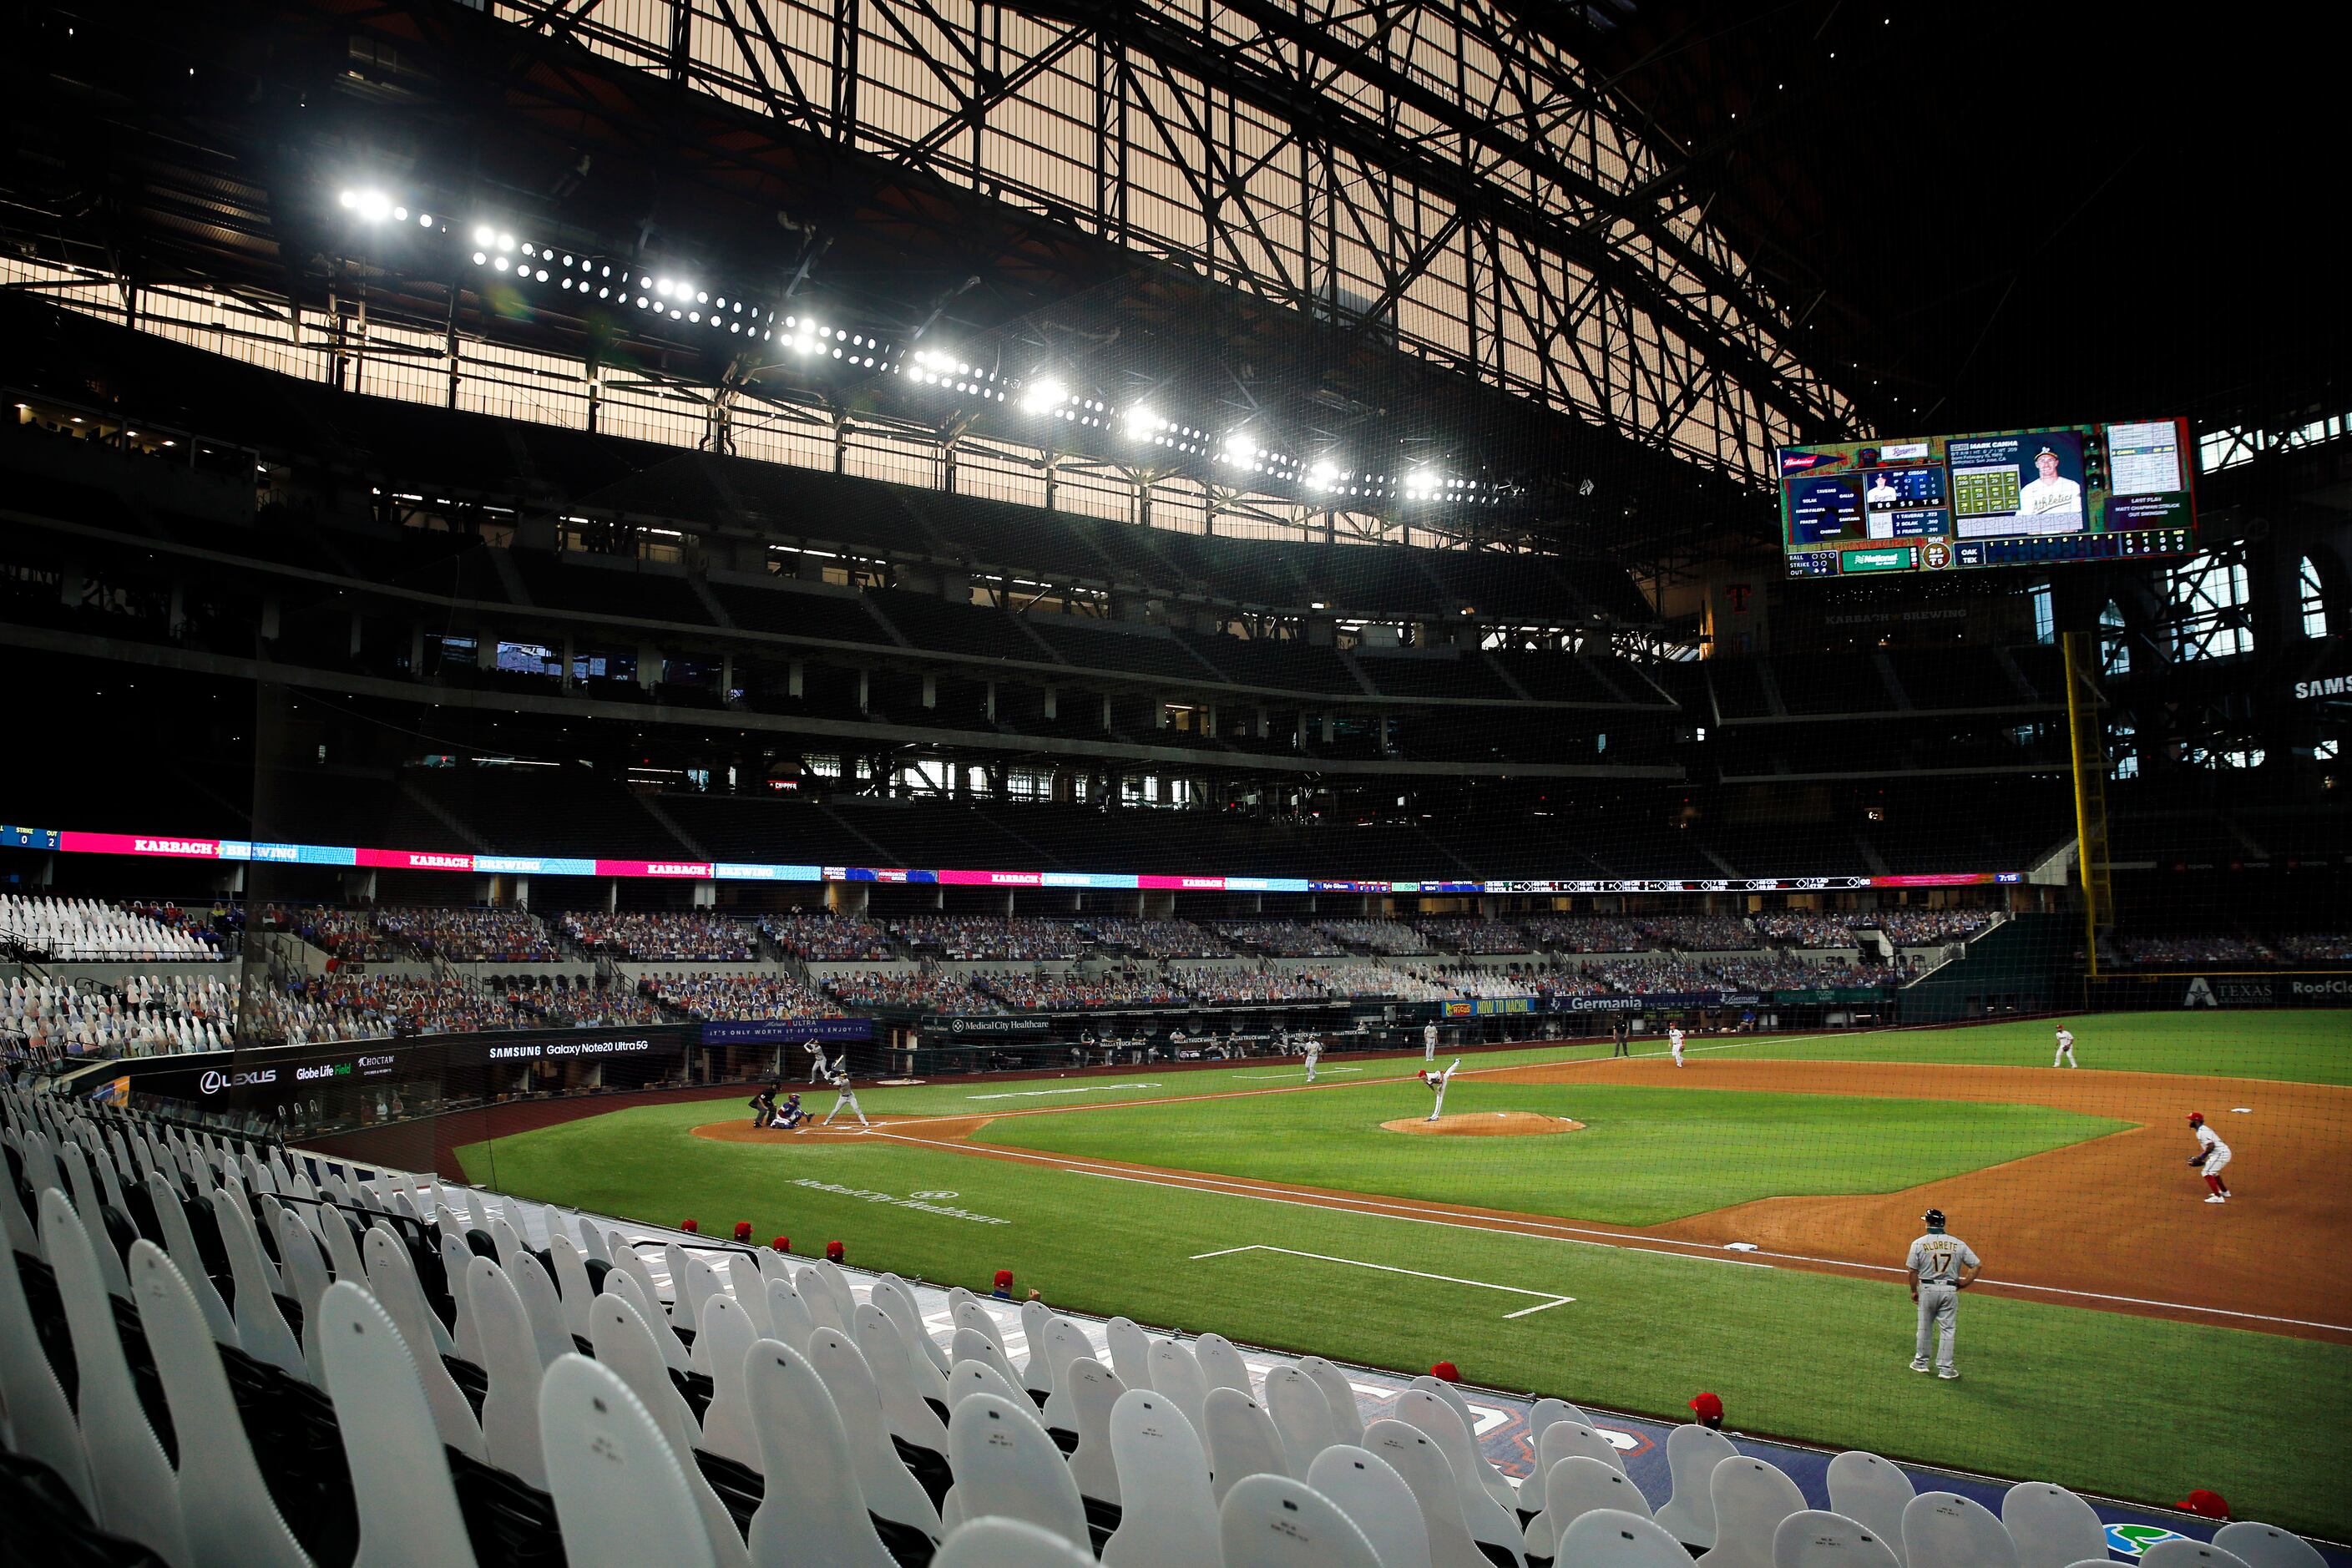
[[701, 1017, 874, 1046], [941, 1015, 1055, 1037]]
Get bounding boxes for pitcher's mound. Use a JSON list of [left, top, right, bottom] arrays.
[[1382, 1112, 1586, 1137]]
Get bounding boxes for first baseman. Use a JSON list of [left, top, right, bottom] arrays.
[[2188, 1111, 2232, 1201], [1905, 1206, 1980, 1378], [2052, 1025, 2076, 1068], [1421, 1058, 1461, 1121]]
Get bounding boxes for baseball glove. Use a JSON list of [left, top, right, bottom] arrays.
[[2188, 1150, 2210, 1166]]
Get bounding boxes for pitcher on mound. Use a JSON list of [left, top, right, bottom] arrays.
[[1421, 1058, 1462, 1121]]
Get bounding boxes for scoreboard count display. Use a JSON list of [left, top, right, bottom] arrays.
[[1778, 417, 2196, 579]]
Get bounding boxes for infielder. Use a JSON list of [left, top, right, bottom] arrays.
[[1668, 1023, 1686, 1068], [2052, 1024, 2077, 1068], [820, 1072, 869, 1129], [1302, 1032, 1324, 1083], [1905, 1206, 1980, 1379], [1424, 1019, 1439, 1062], [804, 1037, 830, 1083], [2188, 1111, 2232, 1201], [1420, 1058, 1461, 1121]]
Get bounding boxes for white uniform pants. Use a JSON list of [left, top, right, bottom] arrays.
[[1671, 1038, 1684, 1065], [808, 1054, 828, 1083], [822, 1094, 867, 1127], [1424, 1036, 1436, 1062], [1428, 1084, 1449, 1120], [1305, 1054, 1320, 1082], [2054, 1045, 2075, 1066], [2204, 1149, 2230, 1176], [1915, 1283, 1959, 1369]]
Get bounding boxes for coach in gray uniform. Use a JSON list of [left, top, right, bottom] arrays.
[[1906, 1206, 1980, 1379]]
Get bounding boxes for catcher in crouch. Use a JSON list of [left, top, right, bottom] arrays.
[[1420, 1058, 1462, 1121]]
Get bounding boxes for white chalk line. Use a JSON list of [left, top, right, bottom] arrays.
[[1191, 1243, 1571, 1317], [966, 1082, 1165, 1100]]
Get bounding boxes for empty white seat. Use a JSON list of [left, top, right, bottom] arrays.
[[1196, 1331, 1256, 1394], [2000, 1484, 2107, 1568], [947, 1392, 1092, 1555], [540, 1354, 719, 1568], [1297, 1356, 1366, 1444], [146, 1169, 237, 1348], [589, 1292, 702, 1461], [316, 1281, 482, 1568], [1701, 1455, 1808, 1568], [807, 1325, 945, 1540], [469, 1256, 551, 1488], [682, 1257, 731, 1370], [1020, 1296, 1057, 1395], [608, 1267, 690, 1373], [1657, 1424, 1740, 1548], [725, 1253, 772, 1338], [695, 1292, 763, 1469], [873, 1274, 953, 1378], [40, 1189, 190, 1566], [1409, 1376, 1515, 1509], [274, 1208, 336, 1385], [1565, 1509, 1712, 1568], [935, 1517, 1098, 1568], [547, 1233, 597, 1339], [319, 1202, 368, 1284], [1149, 1335, 1213, 1436], [1105, 1387, 1221, 1568], [855, 1301, 951, 1453], [58, 1141, 133, 1300], [1392, 1389, 1525, 1565], [2213, 1523, 2329, 1568], [1222, 1472, 1384, 1568], [1040, 1316, 1095, 1432], [0, 1202, 96, 1516], [1775, 1510, 1904, 1568], [2142, 1545, 2251, 1568], [1267, 1364, 1344, 1478], [1828, 1453, 1916, 1566], [1361, 1417, 1490, 1568], [440, 1235, 487, 1364], [1206, 1383, 1296, 1500], [1309, 1444, 1435, 1568], [745, 1337, 898, 1568], [1527, 1456, 1649, 1560], [953, 1296, 1014, 1361], [212, 1186, 303, 1376], [806, 1257, 860, 1329], [511, 1251, 576, 1368], [1903, 1491, 2019, 1568], [1105, 1315, 1156, 1389], [128, 1240, 309, 1568], [1065, 1356, 1128, 1504], [764, 1272, 821, 1352], [953, 1323, 1022, 1386]]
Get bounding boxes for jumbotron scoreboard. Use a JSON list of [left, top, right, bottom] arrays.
[[1777, 417, 2197, 579]]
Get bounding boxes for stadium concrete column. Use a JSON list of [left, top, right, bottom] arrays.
[[692, 881, 716, 908], [560, 634, 574, 690], [636, 644, 659, 690]]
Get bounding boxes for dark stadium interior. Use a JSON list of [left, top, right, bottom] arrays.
[[0, 1, 2346, 1564]]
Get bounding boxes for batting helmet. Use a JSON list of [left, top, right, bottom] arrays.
[[1922, 1208, 1945, 1229], [2188, 1112, 2204, 1126]]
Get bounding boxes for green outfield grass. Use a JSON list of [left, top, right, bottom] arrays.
[[1740, 1009, 2352, 1084], [453, 1010, 2352, 1537], [973, 1080, 2129, 1226]]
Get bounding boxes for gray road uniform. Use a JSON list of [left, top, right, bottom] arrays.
[[1906, 1228, 1980, 1373]]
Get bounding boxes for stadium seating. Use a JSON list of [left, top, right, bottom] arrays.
[[1, 893, 226, 962]]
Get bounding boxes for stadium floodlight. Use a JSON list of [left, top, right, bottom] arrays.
[[338, 189, 392, 223], [1019, 377, 1070, 414], [498, 233, 515, 252], [1217, 432, 1259, 465], [1122, 405, 1163, 438], [473, 225, 494, 246], [1402, 468, 1443, 498], [1305, 460, 1342, 491]]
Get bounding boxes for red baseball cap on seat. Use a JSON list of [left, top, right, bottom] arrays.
[[1429, 1361, 1460, 1382], [2176, 1489, 2228, 1519], [1689, 1392, 1724, 1420]]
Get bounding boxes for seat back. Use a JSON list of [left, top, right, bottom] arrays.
[[724, 1252, 771, 1338], [2142, 1545, 2251, 1568], [40, 1188, 190, 1566], [1361, 1417, 1489, 1568], [539, 1354, 719, 1568], [208, 1186, 303, 1375], [952, 1323, 1020, 1385], [589, 1291, 701, 1459], [608, 1266, 690, 1373], [2000, 1484, 2108, 1568], [694, 1292, 762, 1469], [510, 1250, 575, 1368], [855, 1301, 949, 1451], [947, 1392, 1092, 1553], [468, 1255, 550, 1488], [547, 1233, 596, 1338], [1657, 1423, 1741, 1548], [319, 1202, 367, 1283], [1775, 1510, 1904, 1568], [1220, 1472, 1384, 1568], [1702, 1455, 1809, 1568], [807, 1257, 860, 1328], [1105, 1315, 1155, 1389], [953, 1296, 1012, 1360], [682, 1255, 731, 1369], [807, 1324, 945, 1538], [745, 1336, 900, 1568], [146, 1170, 237, 1347], [1065, 1355, 1127, 1503], [1103, 1387, 1221, 1568], [273, 1206, 335, 1383], [316, 1280, 482, 1568], [0, 1204, 96, 1515], [1308, 1445, 1434, 1568], [1902, 1491, 2021, 1568], [1392, 1389, 1525, 1561], [936, 1517, 1098, 1567], [764, 1272, 822, 1352], [1206, 1383, 1295, 1500], [873, 1273, 953, 1377], [1148, 1336, 1212, 1436], [1297, 1356, 1365, 1444], [1020, 1296, 1056, 1393], [1562, 1509, 1704, 1568], [1040, 1315, 1095, 1430], [948, 1357, 1039, 1423], [1266, 1365, 1343, 1477], [1196, 1331, 1255, 1394], [1530, 1455, 1649, 1560], [1828, 1454, 1916, 1567], [439, 1234, 486, 1363], [129, 1240, 309, 1568], [2213, 1523, 2329, 1568], [58, 1141, 133, 1299]]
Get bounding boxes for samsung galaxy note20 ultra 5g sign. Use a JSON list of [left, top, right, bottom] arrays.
[[1779, 418, 2197, 579]]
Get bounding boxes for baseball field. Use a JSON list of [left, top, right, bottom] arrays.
[[453, 1011, 2352, 1537]]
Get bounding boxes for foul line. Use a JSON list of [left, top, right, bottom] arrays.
[[1191, 1244, 1571, 1317], [966, 1083, 1164, 1100]]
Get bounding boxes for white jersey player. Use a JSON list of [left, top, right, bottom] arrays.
[[1421, 1058, 1461, 1121], [2052, 1025, 2076, 1068], [820, 1073, 869, 1129], [804, 1038, 830, 1083], [1302, 1034, 1324, 1083], [1424, 1020, 1439, 1062], [1668, 1024, 1686, 1067], [2188, 1112, 2232, 1201]]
